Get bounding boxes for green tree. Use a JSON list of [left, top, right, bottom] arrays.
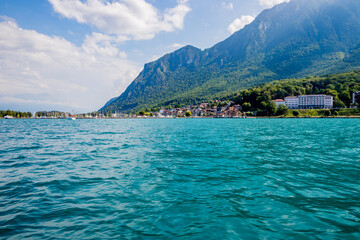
[[325, 89, 339, 98], [334, 99, 346, 108], [259, 101, 267, 109], [267, 101, 277, 116], [275, 89, 287, 99], [324, 110, 331, 117], [185, 110, 192, 117], [340, 91, 351, 102], [307, 109, 316, 117], [292, 110, 300, 117], [276, 105, 288, 116], [242, 102, 252, 111]]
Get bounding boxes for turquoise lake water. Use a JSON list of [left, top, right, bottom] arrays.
[[0, 119, 359, 239]]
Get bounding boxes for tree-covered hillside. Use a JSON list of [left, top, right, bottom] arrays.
[[229, 70, 360, 113], [100, 0, 360, 113], [0, 110, 32, 118]]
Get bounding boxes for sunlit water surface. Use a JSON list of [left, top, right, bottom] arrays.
[[0, 119, 359, 239]]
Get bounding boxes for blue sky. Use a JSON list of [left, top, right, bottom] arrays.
[[0, 0, 289, 112]]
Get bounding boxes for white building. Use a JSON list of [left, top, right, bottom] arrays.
[[284, 97, 299, 109], [324, 95, 333, 108], [353, 91, 360, 104], [298, 95, 333, 109], [274, 99, 286, 108], [284, 95, 333, 109]]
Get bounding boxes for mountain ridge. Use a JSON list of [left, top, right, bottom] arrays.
[[100, 0, 360, 113]]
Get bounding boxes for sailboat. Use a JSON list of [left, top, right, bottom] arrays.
[[67, 115, 76, 120], [67, 101, 76, 120]]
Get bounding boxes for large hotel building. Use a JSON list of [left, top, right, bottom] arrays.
[[353, 91, 360, 105], [284, 95, 333, 109]]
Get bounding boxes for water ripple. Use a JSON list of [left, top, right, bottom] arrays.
[[0, 119, 359, 239]]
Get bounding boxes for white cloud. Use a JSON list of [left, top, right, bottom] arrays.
[[0, 96, 69, 108], [227, 15, 255, 34], [0, 20, 141, 112], [0, 15, 16, 22], [150, 54, 162, 62], [48, 0, 191, 40], [169, 43, 186, 49], [221, 2, 234, 10], [82, 32, 128, 57], [258, 0, 290, 8]]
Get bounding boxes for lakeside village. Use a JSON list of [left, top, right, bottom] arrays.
[[2, 92, 360, 119]]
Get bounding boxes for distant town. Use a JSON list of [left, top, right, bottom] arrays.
[[1, 92, 360, 119]]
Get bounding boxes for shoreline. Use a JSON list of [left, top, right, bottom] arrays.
[[2, 116, 360, 120]]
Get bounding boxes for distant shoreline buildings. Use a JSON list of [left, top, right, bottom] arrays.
[[277, 95, 334, 109], [5, 94, 360, 119]]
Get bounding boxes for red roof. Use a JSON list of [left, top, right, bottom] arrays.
[[274, 99, 285, 102]]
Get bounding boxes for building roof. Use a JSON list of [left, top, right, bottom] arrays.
[[298, 94, 326, 97], [274, 99, 285, 102]]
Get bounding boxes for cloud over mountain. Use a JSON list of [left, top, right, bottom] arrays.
[[258, 0, 290, 8], [227, 15, 255, 34]]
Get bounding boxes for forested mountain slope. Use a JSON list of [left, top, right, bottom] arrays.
[[101, 0, 360, 113]]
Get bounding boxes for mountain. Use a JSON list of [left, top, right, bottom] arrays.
[[100, 0, 360, 113], [102, 97, 118, 109]]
